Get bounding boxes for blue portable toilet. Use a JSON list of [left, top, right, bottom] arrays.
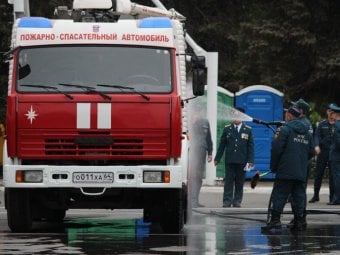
[[235, 85, 284, 179]]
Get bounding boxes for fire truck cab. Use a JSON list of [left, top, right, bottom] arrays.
[[3, 0, 206, 233]]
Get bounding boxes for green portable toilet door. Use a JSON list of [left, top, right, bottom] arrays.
[[216, 87, 234, 179]]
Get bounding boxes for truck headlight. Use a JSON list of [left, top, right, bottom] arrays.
[[143, 171, 170, 183], [16, 170, 43, 183]]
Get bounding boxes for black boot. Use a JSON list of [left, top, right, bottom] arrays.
[[261, 211, 281, 231], [309, 195, 319, 203], [290, 215, 307, 231], [286, 217, 295, 229], [288, 213, 307, 229], [309, 189, 320, 203]]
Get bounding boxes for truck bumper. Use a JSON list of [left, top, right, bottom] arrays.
[[3, 164, 184, 189]]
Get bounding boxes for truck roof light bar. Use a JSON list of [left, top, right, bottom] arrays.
[[73, 0, 115, 10], [18, 17, 53, 28], [139, 17, 172, 28]]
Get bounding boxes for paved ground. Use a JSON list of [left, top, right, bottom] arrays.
[[199, 179, 338, 211], [1, 178, 340, 254]]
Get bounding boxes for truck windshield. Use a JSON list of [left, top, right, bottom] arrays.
[[16, 46, 173, 93]]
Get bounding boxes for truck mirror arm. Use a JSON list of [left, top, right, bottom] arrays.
[[181, 96, 197, 107]]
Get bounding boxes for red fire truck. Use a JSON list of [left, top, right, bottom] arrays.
[[3, 0, 206, 233]]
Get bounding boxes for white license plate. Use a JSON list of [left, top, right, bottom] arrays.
[[73, 172, 114, 183]]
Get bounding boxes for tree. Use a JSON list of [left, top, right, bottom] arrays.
[[165, 0, 339, 114], [234, 0, 340, 107], [0, 3, 13, 124]]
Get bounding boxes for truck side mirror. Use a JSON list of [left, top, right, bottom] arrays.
[[191, 55, 206, 96]]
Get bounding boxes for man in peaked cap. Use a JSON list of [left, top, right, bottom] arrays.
[[214, 107, 254, 208], [329, 103, 340, 113], [309, 103, 336, 203], [292, 98, 313, 135], [286, 98, 314, 229], [328, 103, 340, 205], [262, 106, 314, 231], [293, 98, 310, 115]]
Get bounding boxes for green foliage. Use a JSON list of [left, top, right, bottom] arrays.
[[172, 0, 338, 115], [308, 102, 322, 124], [0, 3, 13, 124]]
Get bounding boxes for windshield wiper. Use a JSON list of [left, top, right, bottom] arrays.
[[59, 83, 111, 101], [21, 84, 74, 100], [97, 84, 150, 101]]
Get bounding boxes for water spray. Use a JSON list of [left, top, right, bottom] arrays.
[[217, 105, 285, 131]]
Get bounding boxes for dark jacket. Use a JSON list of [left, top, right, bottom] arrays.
[[330, 120, 340, 162], [314, 119, 335, 152], [270, 118, 314, 182], [214, 123, 254, 165], [300, 116, 314, 135]]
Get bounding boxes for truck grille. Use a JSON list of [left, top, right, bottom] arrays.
[[45, 138, 144, 156], [17, 130, 169, 159]]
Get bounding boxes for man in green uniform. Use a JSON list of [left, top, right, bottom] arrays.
[[214, 107, 254, 208]]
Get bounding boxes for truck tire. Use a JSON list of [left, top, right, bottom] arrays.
[[160, 189, 184, 233], [6, 188, 32, 232], [46, 209, 66, 222]]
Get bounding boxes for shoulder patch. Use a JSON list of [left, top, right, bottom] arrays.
[[225, 124, 232, 128], [245, 125, 252, 129]]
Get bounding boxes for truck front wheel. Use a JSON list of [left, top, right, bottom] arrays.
[[160, 189, 185, 233], [46, 209, 66, 222], [6, 188, 33, 232]]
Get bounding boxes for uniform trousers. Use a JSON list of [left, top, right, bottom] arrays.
[[272, 179, 306, 215], [190, 146, 207, 206], [223, 163, 246, 206], [330, 161, 340, 204], [314, 150, 333, 201]]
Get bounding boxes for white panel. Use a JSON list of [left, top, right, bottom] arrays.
[[13, 0, 25, 12], [97, 103, 111, 129], [116, 0, 132, 13], [73, 0, 112, 9], [77, 103, 91, 129]]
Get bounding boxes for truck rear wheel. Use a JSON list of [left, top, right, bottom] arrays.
[[6, 188, 32, 232]]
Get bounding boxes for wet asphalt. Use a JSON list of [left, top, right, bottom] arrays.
[[1, 179, 340, 254]]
